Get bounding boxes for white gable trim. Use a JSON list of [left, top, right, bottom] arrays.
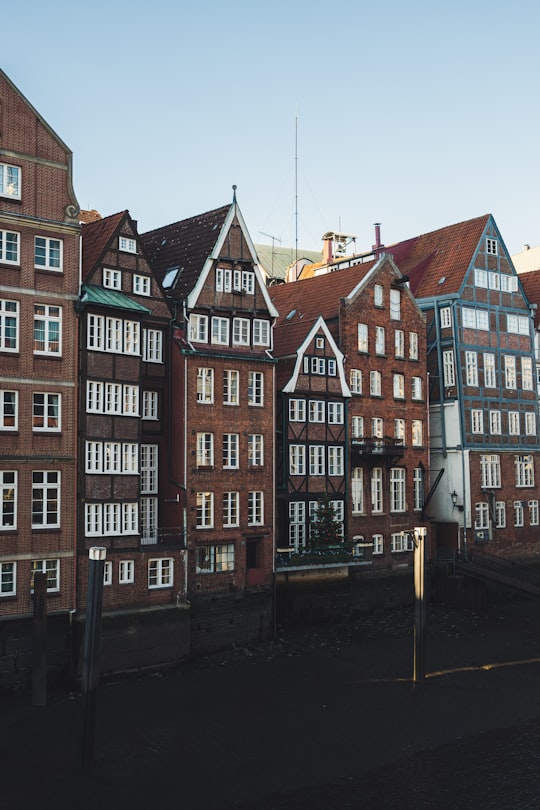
[[283, 316, 351, 396], [344, 253, 423, 317], [187, 202, 279, 317]]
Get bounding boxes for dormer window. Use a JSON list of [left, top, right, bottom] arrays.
[[103, 268, 121, 290], [0, 163, 21, 200], [119, 236, 137, 253]]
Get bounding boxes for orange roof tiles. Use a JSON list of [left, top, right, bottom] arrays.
[[81, 211, 126, 279], [519, 269, 540, 329]]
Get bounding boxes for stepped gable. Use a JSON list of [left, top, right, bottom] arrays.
[[142, 205, 230, 299], [81, 210, 126, 279], [386, 214, 490, 298]]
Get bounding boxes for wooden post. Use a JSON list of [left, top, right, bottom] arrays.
[[80, 547, 106, 768], [32, 573, 47, 707], [413, 527, 426, 685]]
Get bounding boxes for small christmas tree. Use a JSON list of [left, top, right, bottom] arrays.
[[309, 494, 343, 547]]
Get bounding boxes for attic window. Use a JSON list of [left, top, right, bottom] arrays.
[[486, 238, 498, 256], [119, 236, 137, 254], [286, 309, 297, 321], [438, 276, 446, 285], [162, 267, 180, 289], [316, 337, 325, 350]]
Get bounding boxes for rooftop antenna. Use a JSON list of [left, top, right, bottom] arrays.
[[295, 108, 298, 266], [259, 231, 282, 280]]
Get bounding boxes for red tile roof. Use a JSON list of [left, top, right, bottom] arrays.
[[81, 211, 126, 279], [518, 269, 540, 329], [142, 205, 230, 300]]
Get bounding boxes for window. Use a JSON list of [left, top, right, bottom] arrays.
[[327, 402, 344, 424], [486, 237, 498, 255], [328, 446, 344, 476], [390, 468, 406, 513], [372, 534, 384, 555], [507, 315, 530, 335], [350, 369, 362, 394], [85, 503, 138, 536], [411, 420, 423, 446], [289, 445, 306, 475], [443, 351, 455, 387], [223, 492, 239, 527], [462, 307, 489, 331], [253, 319, 270, 346], [411, 377, 423, 400], [141, 445, 158, 493], [0, 163, 21, 199], [196, 433, 214, 467], [241, 271, 255, 294], [0, 471, 16, 528], [141, 497, 158, 545], [370, 371, 382, 397], [289, 502, 306, 550], [223, 433, 239, 469], [372, 417, 384, 438], [409, 332, 418, 360], [514, 501, 524, 528], [508, 411, 520, 435], [0, 390, 17, 430], [248, 491, 264, 525], [211, 316, 229, 345], [33, 393, 60, 431], [196, 544, 235, 573], [143, 329, 163, 363], [119, 560, 135, 584], [85, 441, 139, 475], [148, 558, 173, 589], [475, 502, 489, 529], [330, 500, 344, 538], [223, 370, 239, 405], [530, 500, 539, 526], [501, 274, 518, 292], [391, 533, 413, 553], [34, 237, 62, 271], [216, 267, 232, 292], [484, 353, 496, 388], [351, 415, 364, 438], [480, 454, 501, 488], [142, 390, 158, 420], [390, 288, 401, 320], [309, 400, 325, 422], [310, 357, 326, 375], [309, 445, 325, 476], [289, 399, 306, 421], [495, 501, 506, 529], [351, 468, 363, 513], [0, 562, 16, 596], [394, 419, 405, 440], [31, 560, 59, 593], [465, 352, 478, 387], [0, 229, 20, 264], [119, 236, 137, 253], [248, 434, 264, 466], [394, 330, 404, 358], [232, 317, 250, 346], [87, 382, 140, 416], [189, 314, 208, 343], [471, 409, 484, 434], [522, 357, 534, 391], [490, 410, 501, 435], [393, 374, 405, 399], [525, 412, 536, 436], [515, 455, 534, 487], [357, 323, 368, 352], [375, 326, 385, 355], [103, 268, 121, 289], [197, 368, 214, 403], [327, 359, 337, 376], [133, 275, 151, 296], [440, 307, 452, 328], [248, 371, 263, 406], [196, 492, 214, 528], [475, 268, 488, 288], [413, 468, 424, 511], [34, 305, 61, 355], [31, 471, 60, 528], [371, 468, 383, 513], [504, 356, 516, 389], [374, 284, 383, 306]]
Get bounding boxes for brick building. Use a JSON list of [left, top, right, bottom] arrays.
[[0, 69, 80, 615], [142, 194, 278, 617], [271, 252, 429, 571], [77, 210, 186, 613]]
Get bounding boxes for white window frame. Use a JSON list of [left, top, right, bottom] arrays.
[[411, 376, 423, 401], [253, 319, 270, 346], [489, 410, 501, 435], [371, 468, 383, 513], [119, 236, 137, 253], [289, 501, 306, 550], [465, 351, 478, 387], [0, 163, 21, 199], [370, 370, 382, 397], [197, 368, 214, 404], [504, 355, 517, 389], [31, 471, 60, 528], [394, 329, 405, 358], [508, 411, 520, 435], [328, 446, 344, 476], [409, 331, 418, 360], [148, 558, 173, 589], [480, 454, 501, 489], [390, 468, 406, 513], [393, 373, 405, 399], [357, 323, 368, 352], [390, 288, 401, 320], [486, 237, 498, 255], [289, 445, 306, 476], [484, 353, 496, 388], [471, 409, 484, 434], [133, 274, 151, 296], [351, 415, 364, 438], [223, 433, 239, 469], [31, 560, 59, 593], [529, 500, 539, 527], [440, 307, 452, 328], [119, 560, 135, 584], [223, 492, 239, 528], [350, 369, 362, 394], [0, 390, 17, 430], [525, 411, 536, 436], [103, 268, 121, 289], [196, 492, 214, 528], [411, 420, 423, 446], [351, 467, 364, 514], [248, 491, 264, 526], [327, 402, 344, 424], [0, 561, 16, 596], [143, 328, 163, 363], [142, 390, 158, 420], [211, 316, 229, 345], [196, 432, 214, 467], [309, 400, 325, 423], [0, 471, 16, 529], [248, 371, 264, 406], [495, 501, 506, 529], [34, 304, 62, 355], [413, 468, 423, 511], [514, 501, 524, 528], [374, 284, 383, 306], [372, 534, 384, 555], [475, 502, 489, 529], [34, 236, 62, 271], [289, 399, 306, 422], [375, 326, 386, 355], [223, 369, 239, 406], [521, 357, 534, 391], [141, 445, 158, 493], [32, 392, 61, 432], [189, 314, 208, 343], [0, 229, 20, 265], [248, 434, 264, 467], [309, 445, 325, 476], [515, 454, 534, 488], [232, 317, 250, 346]]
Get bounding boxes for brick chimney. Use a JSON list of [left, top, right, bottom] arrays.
[[322, 234, 333, 264], [372, 223, 384, 254]]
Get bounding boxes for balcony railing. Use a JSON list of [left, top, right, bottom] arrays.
[[351, 437, 405, 459], [140, 527, 186, 548]]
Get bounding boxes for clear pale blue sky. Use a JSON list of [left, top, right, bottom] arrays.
[[4, 0, 539, 255]]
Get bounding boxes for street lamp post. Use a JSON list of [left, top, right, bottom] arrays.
[[413, 526, 427, 685]]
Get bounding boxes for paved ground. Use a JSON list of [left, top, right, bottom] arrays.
[[3, 593, 540, 809]]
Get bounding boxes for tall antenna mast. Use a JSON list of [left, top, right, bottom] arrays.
[[259, 231, 282, 280], [295, 109, 298, 265]]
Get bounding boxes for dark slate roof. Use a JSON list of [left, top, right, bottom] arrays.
[[518, 269, 540, 329], [142, 205, 230, 300], [81, 211, 126, 279], [81, 284, 151, 314], [386, 214, 490, 299]]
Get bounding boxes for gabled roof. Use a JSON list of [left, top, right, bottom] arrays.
[[280, 316, 351, 397], [81, 284, 151, 314], [255, 243, 323, 282], [81, 211, 127, 279], [384, 214, 490, 299], [142, 205, 230, 300], [518, 269, 540, 329]]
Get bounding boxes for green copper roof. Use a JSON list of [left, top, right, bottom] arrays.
[[81, 284, 151, 314]]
